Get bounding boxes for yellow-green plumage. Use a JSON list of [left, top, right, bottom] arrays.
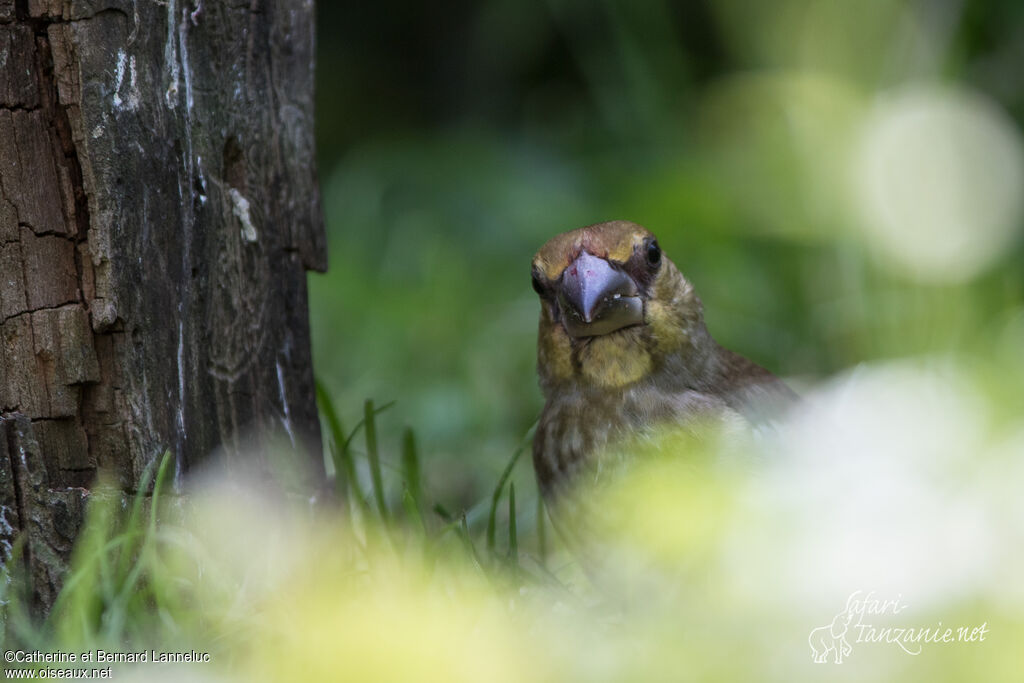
[[531, 220, 795, 499]]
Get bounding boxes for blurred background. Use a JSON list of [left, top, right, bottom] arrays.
[[6, 3, 1022, 680], [310, 0, 1024, 509]]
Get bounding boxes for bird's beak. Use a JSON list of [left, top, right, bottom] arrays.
[[557, 251, 643, 338]]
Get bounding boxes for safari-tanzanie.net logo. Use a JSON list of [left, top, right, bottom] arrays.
[[808, 591, 989, 663]]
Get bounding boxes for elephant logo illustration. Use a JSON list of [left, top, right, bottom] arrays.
[[809, 596, 858, 663]]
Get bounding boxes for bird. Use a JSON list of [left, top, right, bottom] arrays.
[[530, 220, 796, 501]]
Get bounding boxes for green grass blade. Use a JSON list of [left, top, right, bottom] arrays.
[[487, 423, 537, 551], [364, 399, 388, 521], [316, 381, 369, 508], [459, 513, 485, 572], [149, 450, 173, 532], [432, 503, 453, 523], [315, 380, 350, 498], [342, 400, 397, 453], [114, 455, 159, 580], [507, 482, 518, 565], [402, 487, 427, 535], [401, 427, 423, 518], [486, 429, 534, 554]]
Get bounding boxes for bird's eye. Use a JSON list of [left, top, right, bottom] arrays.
[[531, 268, 545, 296], [646, 239, 662, 266]]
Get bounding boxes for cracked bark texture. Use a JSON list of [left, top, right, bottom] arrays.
[[0, 0, 326, 610]]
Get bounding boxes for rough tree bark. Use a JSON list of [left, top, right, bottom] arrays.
[[0, 0, 326, 610]]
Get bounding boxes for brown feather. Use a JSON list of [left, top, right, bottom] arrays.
[[531, 221, 796, 499]]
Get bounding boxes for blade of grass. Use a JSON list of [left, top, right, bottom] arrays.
[[337, 400, 395, 513], [433, 503, 453, 523], [3, 537, 49, 650], [315, 380, 363, 504], [507, 482, 518, 565], [364, 399, 388, 521], [458, 513, 486, 573], [49, 530, 140, 641], [401, 487, 426, 535], [114, 456, 159, 580], [92, 489, 119, 617], [149, 450, 173, 533], [342, 400, 396, 451], [486, 423, 536, 554], [103, 452, 173, 638], [401, 427, 423, 520]]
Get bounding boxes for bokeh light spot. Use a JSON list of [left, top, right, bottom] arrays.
[[854, 85, 1024, 283]]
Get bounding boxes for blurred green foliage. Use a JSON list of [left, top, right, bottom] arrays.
[[6, 366, 1023, 681], [4, 3, 1024, 680], [310, 0, 1024, 509]]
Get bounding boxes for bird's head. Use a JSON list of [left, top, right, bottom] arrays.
[[531, 221, 707, 392]]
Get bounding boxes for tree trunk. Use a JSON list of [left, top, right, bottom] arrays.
[[0, 0, 326, 610]]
